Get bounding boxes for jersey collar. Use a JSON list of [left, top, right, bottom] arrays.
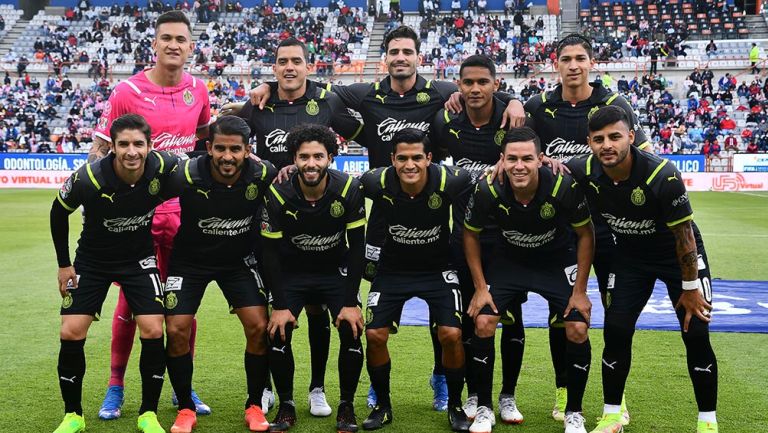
[[378, 74, 430, 95], [549, 82, 609, 106], [386, 163, 440, 197], [501, 166, 554, 205], [456, 97, 506, 129], [269, 79, 316, 105], [101, 151, 157, 190], [199, 154, 254, 188], [591, 146, 646, 184]]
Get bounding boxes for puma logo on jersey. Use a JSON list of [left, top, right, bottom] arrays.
[[143, 96, 157, 106], [449, 128, 460, 139], [382, 195, 394, 205], [589, 181, 600, 194], [101, 192, 115, 203], [264, 104, 275, 112], [667, 173, 678, 181], [285, 210, 299, 220], [545, 108, 557, 118], [498, 203, 512, 215], [375, 94, 387, 104], [196, 189, 210, 199]]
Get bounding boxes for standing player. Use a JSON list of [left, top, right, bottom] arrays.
[[162, 116, 276, 433], [568, 106, 717, 433], [359, 129, 473, 431], [260, 124, 366, 433], [238, 37, 363, 417], [430, 54, 525, 424], [519, 34, 650, 423], [50, 114, 176, 433], [463, 127, 594, 433], [89, 10, 213, 419]]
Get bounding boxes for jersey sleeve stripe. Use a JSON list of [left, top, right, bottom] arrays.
[[605, 93, 620, 105], [346, 218, 366, 229], [260, 230, 283, 239], [551, 174, 563, 197], [666, 214, 694, 227], [260, 163, 267, 180], [348, 121, 363, 141], [586, 155, 594, 176], [379, 167, 388, 188], [486, 175, 499, 198], [85, 163, 101, 190], [638, 140, 651, 150], [464, 221, 483, 232], [571, 217, 592, 228], [645, 159, 669, 184], [184, 160, 194, 184], [269, 184, 286, 205], [153, 151, 165, 174], [443, 110, 450, 123], [56, 194, 77, 212], [123, 79, 142, 95], [320, 88, 327, 99], [341, 175, 354, 198], [439, 166, 447, 191]]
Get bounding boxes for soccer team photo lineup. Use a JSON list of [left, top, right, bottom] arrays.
[[1, 1, 768, 433]]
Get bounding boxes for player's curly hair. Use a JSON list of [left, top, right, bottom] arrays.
[[286, 124, 339, 157], [110, 113, 151, 144]]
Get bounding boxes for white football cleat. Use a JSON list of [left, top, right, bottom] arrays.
[[498, 394, 523, 424], [308, 387, 332, 417]]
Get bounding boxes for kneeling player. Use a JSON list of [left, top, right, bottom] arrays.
[[569, 106, 718, 433], [50, 114, 176, 433], [359, 129, 473, 432], [162, 116, 276, 433], [260, 124, 366, 432], [463, 128, 595, 433]]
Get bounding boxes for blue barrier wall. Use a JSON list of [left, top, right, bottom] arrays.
[[666, 154, 707, 173]]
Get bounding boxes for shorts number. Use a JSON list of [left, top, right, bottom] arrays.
[[451, 289, 463, 312], [699, 276, 712, 304]]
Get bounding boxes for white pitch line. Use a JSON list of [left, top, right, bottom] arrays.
[[732, 192, 768, 198]]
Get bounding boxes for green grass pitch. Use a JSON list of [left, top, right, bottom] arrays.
[[0, 190, 766, 433]]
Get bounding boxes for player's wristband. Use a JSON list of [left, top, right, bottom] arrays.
[[682, 279, 701, 291]]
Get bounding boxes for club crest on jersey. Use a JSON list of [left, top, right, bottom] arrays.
[[428, 192, 442, 209], [540, 202, 555, 219], [165, 292, 178, 310], [61, 294, 73, 309], [365, 262, 377, 279], [306, 99, 320, 116], [183, 89, 194, 105], [494, 129, 505, 146], [245, 183, 259, 200], [148, 178, 160, 195], [416, 92, 430, 104], [631, 187, 646, 206], [330, 200, 345, 218]]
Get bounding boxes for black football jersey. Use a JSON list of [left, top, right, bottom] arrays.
[[55, 151, 178, 264], [260, 169, 366, 272], [164, 156, 276, 265], [360, 164, 472, 273]]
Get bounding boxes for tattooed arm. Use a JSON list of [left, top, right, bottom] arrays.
[[87, 136, 111, 163], [669, 220, 711, 331]]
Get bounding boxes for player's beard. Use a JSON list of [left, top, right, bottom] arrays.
[[214, 158, 243, 179], [389, 61, 416, 80], [599, 143, 630, 168], [299, 165, 328, 187]]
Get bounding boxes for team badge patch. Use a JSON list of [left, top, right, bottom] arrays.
[[494, 129, 505, 146], [416, 92, 430, 104], [61, 294, 73, 309], [306, 99, 320, 116], [631, 187, 646, 206], [365, 307, 374, 325], [365, 262, 377, 280], [148, 178, 160, 195], [540, 202, 555, 219], [330, 200, 345, 218], [60, 176, 73, 199], [183, 89, 194, 106], [245, 183, 259, 200], [165, 292, 178, 310], [428, 192, 442, 209]]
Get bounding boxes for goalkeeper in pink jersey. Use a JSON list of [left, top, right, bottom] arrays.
[[88, 10, 213, 420]]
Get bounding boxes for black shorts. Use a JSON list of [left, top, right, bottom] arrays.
[[282, 268, 359, 318], [365, 271, 463, 330], [481, 254, 586, 323], [61, 255, 164, 318], [165, 254, 267, 315], [605, 240, 713, 315]]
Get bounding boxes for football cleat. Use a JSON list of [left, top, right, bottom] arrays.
[[245, 404, 269, 432], [171, 390, 211, 415], [262, 388, 275, 414], [336, 401, 359, 433], [53, 413, 85, 433], [137, 411, 166, 433], [362, 405, 393, 430], [552, 387, 567, 422], [366, 385, 377, 408], [308, 387, 332, 417], [269, 401, 297, 432], [589, 413, 624, 433], [170, 408, 197, 433], [469, 406, 495, 433], [619, 394, 630, 426], [463, 394, 478, 420], [98, 385, 124, 420], [564, 412, 587, 433], [448, 405, 472, 432], [498, 394, 523, 424], [430, 374, 448, 412], [696, 421, 718, 433]]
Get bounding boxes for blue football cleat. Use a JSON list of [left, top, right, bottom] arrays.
[[98, 385, 124, 420]]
